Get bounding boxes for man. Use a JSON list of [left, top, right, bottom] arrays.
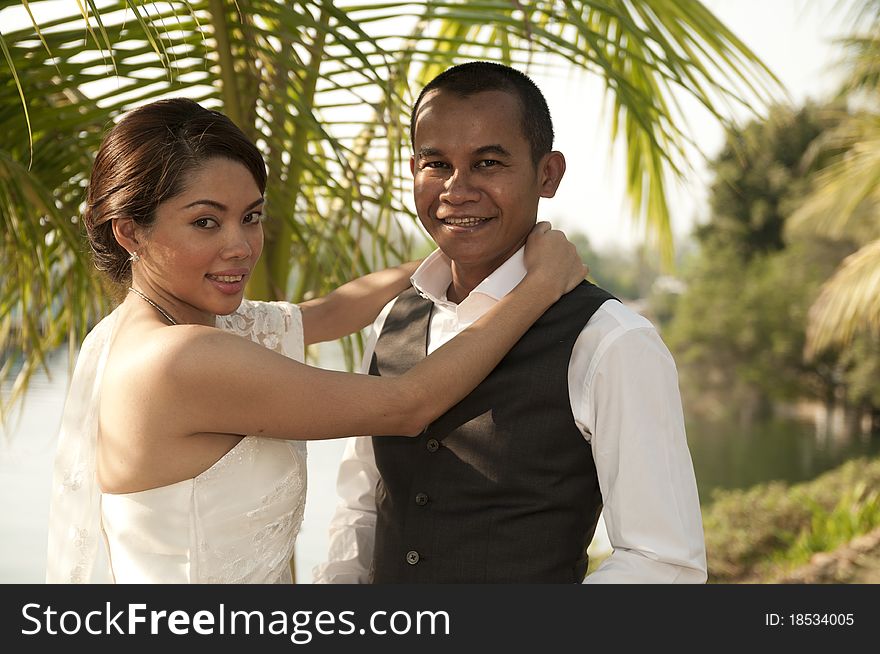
[[314, 62, 706, 583]]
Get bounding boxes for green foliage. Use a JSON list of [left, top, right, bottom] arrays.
[[699, 103, 843, 257], [667, 237, 855, 415], [703, 482, 810, 581], [704, 456, 880, 582], [783, 483, 880, 565], [665, 102, 879, 418], [840, 333, 880, 408]]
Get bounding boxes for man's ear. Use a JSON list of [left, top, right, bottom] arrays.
[[410, 155, 416, 176], [111, 217, 140, 257], [538, 151, 566, 198]]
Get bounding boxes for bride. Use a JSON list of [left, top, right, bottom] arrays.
[[45, 98, 586, 583]]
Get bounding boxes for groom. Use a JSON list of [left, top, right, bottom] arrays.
[[314, 62, 707, 583]]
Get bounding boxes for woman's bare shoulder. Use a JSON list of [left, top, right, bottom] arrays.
[[104, 323, 235, 390]]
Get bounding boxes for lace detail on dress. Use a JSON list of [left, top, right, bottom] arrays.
[[198, 441, 307, 584], [250, 444, 308, 579], [216, 299, 304, 359], [197, 436, 259, 483], [68, 529, 94, 583]]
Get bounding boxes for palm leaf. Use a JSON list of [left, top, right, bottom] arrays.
[[789, 111, 880, 245], [805, 238, 880, 357], [1, 0, 782, 409], [788, 48, 880, 355]]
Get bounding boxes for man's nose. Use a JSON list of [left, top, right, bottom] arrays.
[[440, 168, 480, 203]]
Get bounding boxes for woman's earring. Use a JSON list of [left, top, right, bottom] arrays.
[[129, 251, 140, 263]]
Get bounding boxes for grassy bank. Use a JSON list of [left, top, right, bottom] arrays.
[[703, 456, 880, 583]]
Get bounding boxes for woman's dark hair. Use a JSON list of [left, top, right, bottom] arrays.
[[410, 61, 554, 164], [84, 98, 267, 283]]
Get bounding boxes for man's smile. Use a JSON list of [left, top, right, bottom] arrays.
[[438, 215, 495, 230]]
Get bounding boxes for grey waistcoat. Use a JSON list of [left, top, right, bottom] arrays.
[[369, 281, 615, 583]]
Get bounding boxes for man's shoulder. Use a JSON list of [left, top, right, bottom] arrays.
[[565, 280, 616, 302], [591, 296, 655, 332], [556, 282, 652, 332], [569, 283, 660, 356], [567, 294, 676, 385]]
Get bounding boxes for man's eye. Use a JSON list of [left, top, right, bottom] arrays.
[[422, 161, 447, 169], [476, 159, 500, 168]]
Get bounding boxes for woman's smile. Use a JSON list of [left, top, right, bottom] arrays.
[[206, 269, 249, 295]]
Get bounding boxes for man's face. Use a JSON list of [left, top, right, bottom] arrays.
[[410, 89, 564, 281]]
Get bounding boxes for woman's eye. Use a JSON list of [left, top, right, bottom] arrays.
[[243, 212, 263, 224], [193, 217, 219, 228]]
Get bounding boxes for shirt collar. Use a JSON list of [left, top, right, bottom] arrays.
[[411, 247, 527, 306]]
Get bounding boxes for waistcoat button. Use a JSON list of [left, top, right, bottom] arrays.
[[426, 438, 440, 452], [415, 492, 429, 506], [406, 550, 420, 565]]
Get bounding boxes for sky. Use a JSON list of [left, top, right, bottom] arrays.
[[532, 0, 853, 252]]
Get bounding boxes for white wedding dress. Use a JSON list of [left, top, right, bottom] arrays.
[[46, 300, 308, 583]]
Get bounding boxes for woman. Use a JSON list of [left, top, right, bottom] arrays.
[[46, 98, 585, 583]]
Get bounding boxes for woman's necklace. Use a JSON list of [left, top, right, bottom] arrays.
[[127, 287, 178, 326]]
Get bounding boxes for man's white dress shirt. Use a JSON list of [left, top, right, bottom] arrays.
[[314, 247, 707, 583]]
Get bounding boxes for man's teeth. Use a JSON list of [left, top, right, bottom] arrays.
[[442, 217, 488, 227], [210, 275, 244, 283]]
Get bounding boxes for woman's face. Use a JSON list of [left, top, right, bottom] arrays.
[[134, 157, 264, 324]]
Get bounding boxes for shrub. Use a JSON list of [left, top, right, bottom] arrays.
[[703, 457, 880, 582]]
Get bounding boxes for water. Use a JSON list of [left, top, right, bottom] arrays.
[[687, 413, 880, 504], [0, 354, 67, 584], [3, 349, 878, 582]]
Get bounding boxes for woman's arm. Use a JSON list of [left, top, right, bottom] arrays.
[[151, 224, 584, 441], [299, 260, 421, 346]]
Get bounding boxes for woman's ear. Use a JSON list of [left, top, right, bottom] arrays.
[[111, 218, 140, 257]]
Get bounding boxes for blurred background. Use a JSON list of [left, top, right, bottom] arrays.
[[2, 0, 879, 584]]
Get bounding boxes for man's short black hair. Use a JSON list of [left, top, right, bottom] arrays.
[[410, 61, 555, 164]]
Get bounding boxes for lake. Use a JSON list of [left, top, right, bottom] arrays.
[[687, 410, 880, 504], [2, 347, 878, 582]]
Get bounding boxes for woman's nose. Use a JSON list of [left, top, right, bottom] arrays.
[[222, 227, 252, 259]]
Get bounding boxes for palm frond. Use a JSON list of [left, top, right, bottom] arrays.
[[0, 150, 107, 418], [788, 112, 880, 245], [806, 238, 880, 356], [1, 0, 783, 407]]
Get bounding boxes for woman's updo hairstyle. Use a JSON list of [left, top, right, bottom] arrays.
[[84, 98, 267, 283]]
